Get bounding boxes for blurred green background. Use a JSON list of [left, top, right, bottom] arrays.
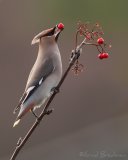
[[0, 0, 128, 160]]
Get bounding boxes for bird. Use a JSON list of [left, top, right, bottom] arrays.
[[13, 23, 64, 127]]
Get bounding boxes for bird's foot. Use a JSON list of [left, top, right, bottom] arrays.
[[31, 109, 39, 119]]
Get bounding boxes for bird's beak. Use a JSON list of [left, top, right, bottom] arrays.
[[54, 28, 61, 37], [54, 23, 64, 40]]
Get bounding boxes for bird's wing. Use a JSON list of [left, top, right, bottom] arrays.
[[13, 57, 54, 113]]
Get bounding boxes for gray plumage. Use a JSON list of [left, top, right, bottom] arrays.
[[13, 24, 63, 127]]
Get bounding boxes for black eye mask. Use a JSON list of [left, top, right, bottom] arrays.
[[43, 27, 56, 37]]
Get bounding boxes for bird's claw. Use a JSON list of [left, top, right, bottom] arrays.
[[31, 109, 39, 119], [45, 108, 54, 115], [51, 87, 59, 94]]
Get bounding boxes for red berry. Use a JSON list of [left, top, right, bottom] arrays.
[[86, 33, 91, 40], [97, 37, 104, 44], [102, 53, 109, 58], [57, 23, 64, 30], [98, 53, 109, 60], [98, 53, 104, 59]]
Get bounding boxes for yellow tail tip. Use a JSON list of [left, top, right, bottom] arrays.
[[13, 119, 21, 127]]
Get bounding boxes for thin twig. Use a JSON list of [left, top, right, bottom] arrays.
[[83, 42, 105, 53], [10, 44, 82, 160]]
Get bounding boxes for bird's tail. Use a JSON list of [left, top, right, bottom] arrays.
[[13, 119, 21, 127], [13, 105, 20, 114], [13, 103, 35, 127]]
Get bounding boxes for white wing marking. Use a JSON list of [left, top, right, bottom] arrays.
[[22, 86, 35, 104], [26, 86, 35, 93], [39, 77, 44, 85]]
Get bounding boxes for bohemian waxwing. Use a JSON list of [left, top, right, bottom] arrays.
[[13, 23, 64, 127]]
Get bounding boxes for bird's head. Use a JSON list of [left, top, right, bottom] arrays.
[[31, 23, 64, 45]]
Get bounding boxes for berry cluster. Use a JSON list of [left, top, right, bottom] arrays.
[[72, 21, 111, 75], [76, 22, 111, 60], [97, 37, 109, 60], [98, 52, 109, 59]]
